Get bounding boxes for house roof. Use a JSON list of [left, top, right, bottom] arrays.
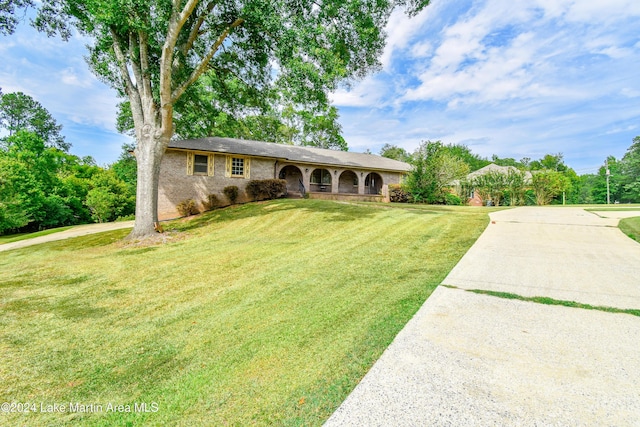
[[168, 137, 412, 172], [450, 163, 533, 186]]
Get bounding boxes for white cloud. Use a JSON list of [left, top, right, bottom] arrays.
[[379, 1, 446, 69], [331, 76, 390, 108], [621, 88, 640, 98], [566, 0, 640, 22], [59, 68, 95, 88]]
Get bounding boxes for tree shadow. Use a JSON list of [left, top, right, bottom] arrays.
[[168, 199, 380, 232]]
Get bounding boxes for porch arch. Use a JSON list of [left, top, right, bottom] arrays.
[[365, 172, 383, 194], [338, 170, 359, 193], [310, 168, 332, 192], [278, 165, 303, 193]]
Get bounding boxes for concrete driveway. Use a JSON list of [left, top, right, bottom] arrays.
[[0, 221, 134, 252], [325, 207, 640, 426], [445, 207, 640, 309]]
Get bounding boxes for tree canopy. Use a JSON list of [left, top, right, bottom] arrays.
[[3, 0, 431, 237], [0, 91, 69, 151]]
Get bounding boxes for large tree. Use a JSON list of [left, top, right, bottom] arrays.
[[380, 143, 412, 163], [404, 140, 469, 204], [620, 136, 640, 202], [3, 0, 430, 238], [0, 91, 69, 151]]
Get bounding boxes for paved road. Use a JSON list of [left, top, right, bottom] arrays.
[[325, 207, 640, 426], [0, 221, 134, 252]]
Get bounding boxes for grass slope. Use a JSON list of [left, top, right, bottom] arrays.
[[0, 199, 490, 426], [619, 216, 640, 243], [0, 226, 74, 245]]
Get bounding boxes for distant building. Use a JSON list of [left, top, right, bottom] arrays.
[[158, 137, 411, 219], [459, 163, 532, 206]]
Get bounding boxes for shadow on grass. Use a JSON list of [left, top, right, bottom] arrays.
[[3, 280, 110, 320], [170, 199, 380, 233]]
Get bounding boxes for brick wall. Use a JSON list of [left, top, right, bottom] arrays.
[[158, 150, 407, 219], [158, 150, 276, 219]]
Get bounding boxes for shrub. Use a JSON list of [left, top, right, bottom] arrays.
[[223, 186, 239, 204], [245, 180, 263, 201], [524, 189, 536, 206], [176, 199, 198, 217], [444, 193, 462, 206], [246, 179, 287, 201], [389, 184, 409, 203], [202, 194, 220, 211]]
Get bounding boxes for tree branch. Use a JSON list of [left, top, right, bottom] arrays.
[[110, 28, 138, 102], [171, 17, 244, 103], [138, 30, 153, 105], [160, 0, 201, 136], [111, 27, 145, 138], [181, 1, 216, 57], [128, 32, 145, 99]]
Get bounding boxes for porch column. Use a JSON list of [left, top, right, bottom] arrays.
[[358, 171, 366, 194], [331, 168, 341, 193], [302, 167, 311, 193]]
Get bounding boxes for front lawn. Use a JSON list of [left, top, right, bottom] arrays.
[[0, 226, 74, 245], [0, 199, 490, 426]]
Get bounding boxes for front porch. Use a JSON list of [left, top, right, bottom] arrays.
[[278, 163, 391, 201]]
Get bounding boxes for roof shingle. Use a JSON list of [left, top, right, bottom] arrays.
[[168, 137, 412, 172]]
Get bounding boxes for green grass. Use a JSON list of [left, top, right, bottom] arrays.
[[0, 199, 490, 426], [619, 216, 640, 243], [0, 226, 74, 244], [442, 286, 640, 317], [585, 205, 640, 211]]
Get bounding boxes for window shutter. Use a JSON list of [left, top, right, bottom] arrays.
[[245, 158, 250, 179], [187, 152, 194, 175], [225, 156, 231, 177], [208, 154, 215, 176]]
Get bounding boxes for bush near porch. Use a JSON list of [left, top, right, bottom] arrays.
[[246, 178, 287, 201]]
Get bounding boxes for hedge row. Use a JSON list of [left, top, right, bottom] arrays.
[[246, 179, 287, 201]]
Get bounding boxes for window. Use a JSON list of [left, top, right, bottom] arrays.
[[225, 156, 250, 179], [231, 157, 244, 176], [187, 152, 214, 176], [194, 154, 208, 174], [311, 169, 331, 184]]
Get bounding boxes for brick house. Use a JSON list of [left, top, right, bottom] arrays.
[[459, 163, 533, 206], [158, 137, 411, 219]]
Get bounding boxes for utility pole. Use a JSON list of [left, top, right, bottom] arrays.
[[606, 159, 611, 205]]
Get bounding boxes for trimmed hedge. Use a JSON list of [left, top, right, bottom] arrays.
[[177, 199, 199, 217], [246, 179, 287, 201], [202, 194, 220, 211], [223, 186, 239, 204]]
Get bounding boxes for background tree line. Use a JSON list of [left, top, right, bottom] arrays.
[[0, 88, 346, 236], [381, 138, 640, 206], [0, 90, 136, 235]]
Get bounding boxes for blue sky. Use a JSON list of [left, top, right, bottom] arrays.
[[2, 0, 640, 173]]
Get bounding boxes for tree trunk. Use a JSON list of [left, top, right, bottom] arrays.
[[129, 124, 168, 239]]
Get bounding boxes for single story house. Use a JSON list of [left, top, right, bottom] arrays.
[[158, 137, 411, 219]]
